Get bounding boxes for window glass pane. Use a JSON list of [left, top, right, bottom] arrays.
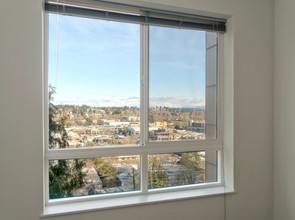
[[49, 156, 140, 200], [48, 14, 140, 149], [149, 26, 217, 141], [148, 151, 217, 189]]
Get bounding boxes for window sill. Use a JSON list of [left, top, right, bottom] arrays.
[[41, 186, 235, 218]]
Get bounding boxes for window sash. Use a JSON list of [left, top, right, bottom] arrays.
[[44, 23, 223, 158], [44, 18, 222, 152], [44, 0, 226, 32]]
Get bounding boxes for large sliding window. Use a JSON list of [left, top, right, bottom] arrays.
[[44, 0, 225, 204]]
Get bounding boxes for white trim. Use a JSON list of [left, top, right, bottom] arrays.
[[141, 153, 148, 193], [142, 24, 149, 147], [46, 143, 222, 160], [42, 7, 48, 210], [140, 24, 149, 193], [222, 17, 234, 191], [43, 12, 50, 206], [217, 34, 224, 142], [41, 185, 235, 218], [217, 33, 225, 186], [140, 24, 146, 146]]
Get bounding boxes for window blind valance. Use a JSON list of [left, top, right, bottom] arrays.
[[44, 0, 226, 32]]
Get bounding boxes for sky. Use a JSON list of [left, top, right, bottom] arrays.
[[48, 14, 207, 108]]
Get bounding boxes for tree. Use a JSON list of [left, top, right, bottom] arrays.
[[112, 109, 121, 115], [48, 85, 85, 199], [148, 156, 167, 189], [178, 152, 204, 183], [48, 85, 68, 149], [94, 158, 119, 188], [149, 114, 155, 123], [85, 117, 93, 126]]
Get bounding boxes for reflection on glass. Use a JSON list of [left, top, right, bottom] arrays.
[[48, 15, 140, 149], [49, 156, 140, 199], [148, 151, 217, 189], [149, 26, 217, 141]]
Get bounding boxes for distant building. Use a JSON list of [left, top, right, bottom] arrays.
[[149, 129, 175, 141], [186, 121, 205, 133], [154, 121, 168, 128], [104, 120, 130, 127], [121, 116, 140, 122]]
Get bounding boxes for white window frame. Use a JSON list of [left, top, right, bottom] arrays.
[[42, 1, 233, 216]]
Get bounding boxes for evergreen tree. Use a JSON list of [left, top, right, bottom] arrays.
[[48, 85, 85, 199]]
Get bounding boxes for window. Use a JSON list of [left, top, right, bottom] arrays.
[[44, 0, 226, 207]]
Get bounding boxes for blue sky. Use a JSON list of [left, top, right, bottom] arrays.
[[48, 14, 206, 108]]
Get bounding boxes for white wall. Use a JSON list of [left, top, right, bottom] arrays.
[[273, 1, 295, 219], [0, 0, 273, 220]]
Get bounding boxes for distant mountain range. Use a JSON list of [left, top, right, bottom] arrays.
[[54, 96, 206, 109]]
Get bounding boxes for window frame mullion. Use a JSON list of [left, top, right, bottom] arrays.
[[140, 24, 149, 193]]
